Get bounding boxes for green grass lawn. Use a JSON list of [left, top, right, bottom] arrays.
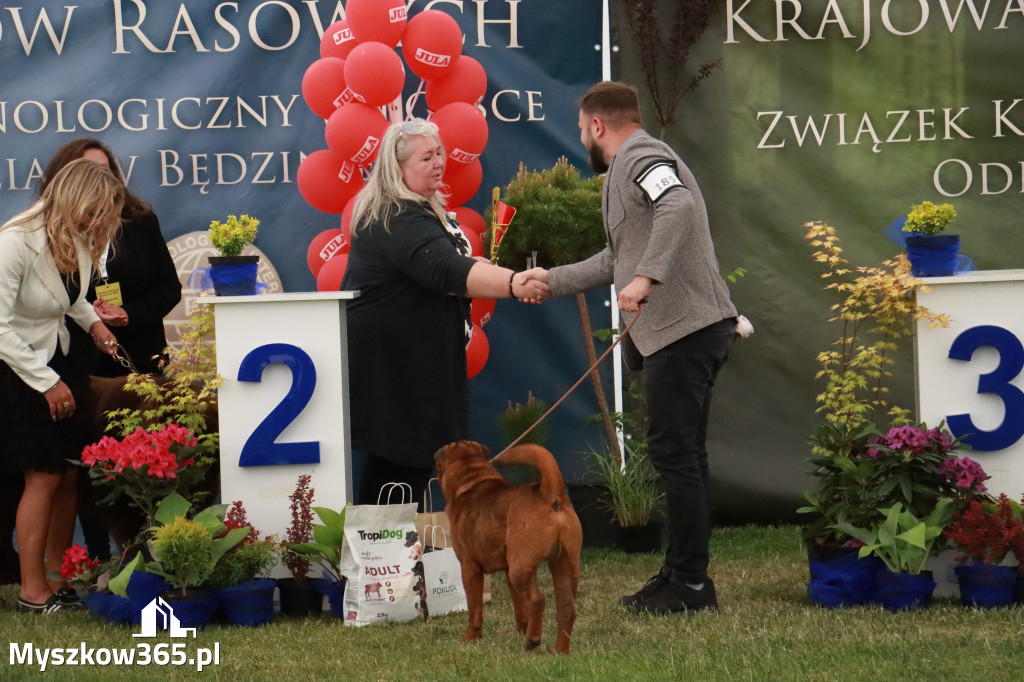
[[4, 525, 1024, 681]]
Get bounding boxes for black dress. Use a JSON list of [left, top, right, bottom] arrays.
[[341, 202, 474, 471], [0, 272, 92, 473]]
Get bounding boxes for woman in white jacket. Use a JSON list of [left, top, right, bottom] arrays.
[[0, 159, 123, 613]]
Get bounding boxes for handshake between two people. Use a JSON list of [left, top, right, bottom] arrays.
[[512, 268, 651, 313]]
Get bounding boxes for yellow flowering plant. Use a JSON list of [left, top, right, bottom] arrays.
[[902, 201, 956, 236], [209, 214, 260, 257]]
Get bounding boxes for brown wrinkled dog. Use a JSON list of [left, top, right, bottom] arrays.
[[434, 440, 582, 654]]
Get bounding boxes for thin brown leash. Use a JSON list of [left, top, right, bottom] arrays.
[[494, 310, 642, 459], [109, 342, 141, 375]]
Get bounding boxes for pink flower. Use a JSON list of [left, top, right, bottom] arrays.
[[940, 457, 989, 492]]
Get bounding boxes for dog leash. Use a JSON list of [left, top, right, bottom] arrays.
[[494, 310, 642, 458]]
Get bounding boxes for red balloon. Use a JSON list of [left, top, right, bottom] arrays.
[[325, 102, 389, 166], [297, 150, 365, 214], [307, 228, 347, 277], [402, 9, 463, 81], [431, 102, 488, 164], [452, 206, 485, 236], [316, 252, 350, 292], [471, 298, 495, 328], [466, 324, 489, 379], [460, 226, 483, 258], [346, 0, 407, 47], [344, 41, 406, 106], [442, 157, 482, 207], [341, 195, 358, 235], [301, 57, 347, 120], [425, 56, 487, 111], [319, 19, 359, 60]]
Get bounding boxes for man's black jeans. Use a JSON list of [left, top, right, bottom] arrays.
[[642, 317, 736, 585]]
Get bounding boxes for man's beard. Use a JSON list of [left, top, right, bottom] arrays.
[[587, 140, 608, 174]]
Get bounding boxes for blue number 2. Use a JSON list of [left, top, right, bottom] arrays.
[[236, 343, 321, 466], [946, 325, 1024, 451]]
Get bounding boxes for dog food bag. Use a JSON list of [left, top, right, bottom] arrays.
[[340, 497, 423, 626]]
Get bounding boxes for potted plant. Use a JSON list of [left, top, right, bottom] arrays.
[[94, 299, 221, 552], [496, 391, 551, 447], [589, 444, 664, 554], [140, 492, 250, 628], [284, 504, 348, 617], [77, 423, 209, 547], [902, 200, 959, 277], [943, 494, 1023, 608], [207, 213, 261, 295], [799, 221, 951, 605], [207, 501, 281, 626], [277, 474, 323, 616], [834, 498, 955, 611], [490, 159, 618, 454]]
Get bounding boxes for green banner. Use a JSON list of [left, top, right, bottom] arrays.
[[614, 0, 1024, 521]]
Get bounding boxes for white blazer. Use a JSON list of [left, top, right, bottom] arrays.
[[0, 209, 100, 393]]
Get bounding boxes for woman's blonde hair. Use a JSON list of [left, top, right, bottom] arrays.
[[351, 119, 448, 234], [4, 158, 124, 275]]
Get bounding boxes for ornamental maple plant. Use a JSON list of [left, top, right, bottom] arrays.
[[78, 423, 208, 535]]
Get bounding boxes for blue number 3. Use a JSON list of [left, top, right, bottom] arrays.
[[236, 343, 321, 466], [947, 325, 1024, 451]]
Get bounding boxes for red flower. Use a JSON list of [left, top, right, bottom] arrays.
[[81, 425, 196, 479], [59, 544, 100, 581]]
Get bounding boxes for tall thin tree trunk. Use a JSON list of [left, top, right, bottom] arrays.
[[576, 293, 620, 462]]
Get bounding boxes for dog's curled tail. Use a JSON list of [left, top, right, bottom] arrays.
[[490, 444, 567, 505]]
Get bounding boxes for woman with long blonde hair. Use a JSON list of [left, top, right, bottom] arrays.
[[0, 158, 123, 613], [340, 119, 549, 506]]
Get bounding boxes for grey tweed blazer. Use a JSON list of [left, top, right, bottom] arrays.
[[548, 130, 736, 358]]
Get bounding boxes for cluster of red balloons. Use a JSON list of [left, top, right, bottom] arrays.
[[299, 2, 495, 377]]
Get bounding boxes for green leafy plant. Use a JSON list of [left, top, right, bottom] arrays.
[[589, 444, 663, 528], [834, 498, 955, 575], [799, 222, 953, 545], [205, 500, 280, 589], [285, 506, 347, 582], [145, 492, 251, 596], [209, 213, 260, 257], [105, 299, 221, 469], [902, 201, 957, 236], [496, 391, 551, 446], [490, 158, 619, 455]]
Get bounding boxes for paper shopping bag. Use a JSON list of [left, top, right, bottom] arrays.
[[420, 525, 468, 617], [340, 483, 425, 625]]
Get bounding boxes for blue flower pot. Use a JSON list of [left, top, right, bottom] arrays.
[[160, 589, 219, 630], [807, 545, 884, 608], [956, 563, 1017, 609], [876, 570, 935, 611], [218, 578, 277, 626], [312, 577, 346, 618], [906, 234, 960, 277]]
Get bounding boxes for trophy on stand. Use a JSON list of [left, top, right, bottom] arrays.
[[489, 186, 516, 264]]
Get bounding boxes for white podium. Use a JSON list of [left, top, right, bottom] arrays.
[[915, 270, 1024, 498], [208, 291, 359, 554]]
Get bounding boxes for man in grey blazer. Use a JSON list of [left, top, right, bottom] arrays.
[[523, 81, 739, 615]]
